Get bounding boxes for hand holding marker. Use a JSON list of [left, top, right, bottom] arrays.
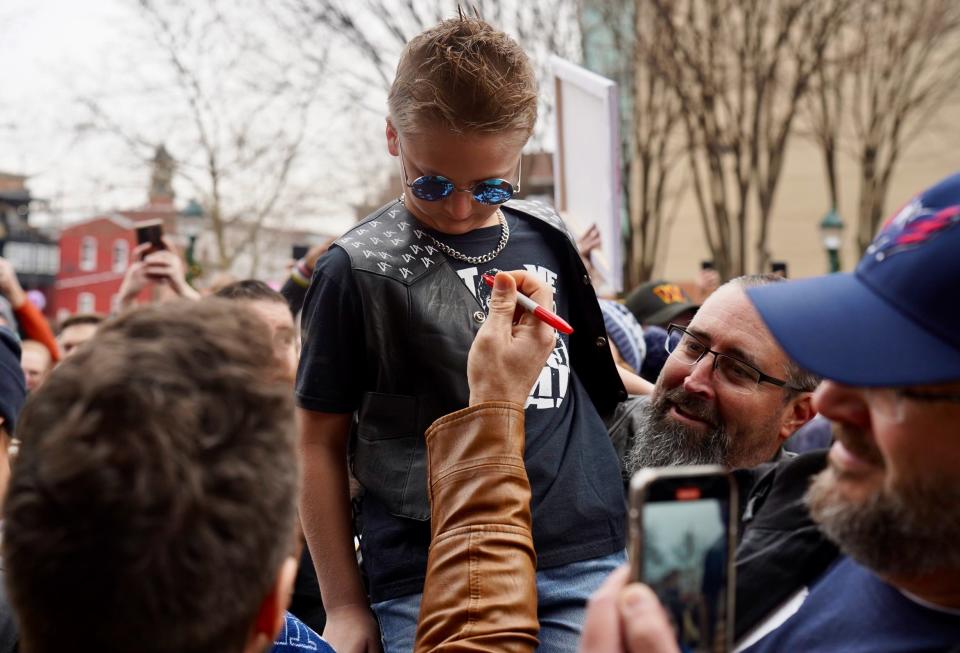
[[482, 273, 574, 335]]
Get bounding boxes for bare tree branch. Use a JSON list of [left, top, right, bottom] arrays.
[[279, 0, 582, 149], [74, 0, 333, 275], [806, 0, 960, 255], [637, 0, 852, 278]]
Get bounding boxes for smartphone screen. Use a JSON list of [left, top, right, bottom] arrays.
[[630, 467, 736, 653], [135, 221, 166, 255], [292, 244, 309, 260]]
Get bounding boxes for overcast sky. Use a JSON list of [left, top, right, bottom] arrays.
[[2, 0, 575, 240], [1, 0, 388, 235], [2, 0, 127, 206]]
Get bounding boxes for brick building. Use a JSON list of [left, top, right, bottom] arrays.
[[52, 210, 180, 320], [0, 172, 59, 312], [51, 147, 180, 321]]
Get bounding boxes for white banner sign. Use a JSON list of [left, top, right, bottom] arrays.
[[550, 55, 622, 293]]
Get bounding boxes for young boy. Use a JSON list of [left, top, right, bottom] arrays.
[[296, 16, 627, 652]]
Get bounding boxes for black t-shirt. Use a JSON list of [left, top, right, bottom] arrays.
[[296, 209, 626, 602]]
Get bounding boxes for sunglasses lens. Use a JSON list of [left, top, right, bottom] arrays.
[[473, 180, 514, 205], [411, 176, 454, 202]]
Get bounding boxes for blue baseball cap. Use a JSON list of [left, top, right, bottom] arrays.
[[747, 172, 960, 387]]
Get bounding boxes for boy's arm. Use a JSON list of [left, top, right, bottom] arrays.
[[298, 408, 381, 653]]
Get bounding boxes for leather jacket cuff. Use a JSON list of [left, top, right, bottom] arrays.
[[424, 401, 529, 538]]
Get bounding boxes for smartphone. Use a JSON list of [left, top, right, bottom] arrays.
[[629, 466, 737, 653], [135, 220, 166, 257], [770, 261, 788, 278], [701, 260, 715, 271], [292, 244, 309, 261]]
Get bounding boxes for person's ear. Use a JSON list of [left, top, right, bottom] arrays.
[[778, 391, 816, 442], [244, 555, 298, 653], [385, 119, 400, 157]]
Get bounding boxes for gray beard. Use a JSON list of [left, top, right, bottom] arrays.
[[625, 389, 732, 473], [806, 464, 960, 576]]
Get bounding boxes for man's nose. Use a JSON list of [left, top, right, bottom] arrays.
[[813, 381, 871, 428], [682, 354, 717, 400]]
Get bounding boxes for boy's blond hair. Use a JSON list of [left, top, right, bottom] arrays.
[[388, 16, 538, 137]]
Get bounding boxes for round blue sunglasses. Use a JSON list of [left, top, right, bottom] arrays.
[[398, 141, 522, 205]]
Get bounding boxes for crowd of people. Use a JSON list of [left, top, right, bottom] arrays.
[[0, 13, 957, 653]]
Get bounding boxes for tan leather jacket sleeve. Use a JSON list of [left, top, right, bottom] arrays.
[[414, 402, 539, 652]]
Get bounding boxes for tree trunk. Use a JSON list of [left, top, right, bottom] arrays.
[[857, 145, 880, 254]]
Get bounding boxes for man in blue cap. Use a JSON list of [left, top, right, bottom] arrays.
[[579, 173, 960, 652]]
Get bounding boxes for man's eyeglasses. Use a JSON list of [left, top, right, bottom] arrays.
[[398, 141, 521, 205], [665, 324, 804, 395]]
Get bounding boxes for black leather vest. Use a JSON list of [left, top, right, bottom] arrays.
[[336, 199, 626, 521]]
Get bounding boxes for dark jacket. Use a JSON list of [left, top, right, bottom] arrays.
[[335, 198, 626, 521], [733, 450, 840, 639]]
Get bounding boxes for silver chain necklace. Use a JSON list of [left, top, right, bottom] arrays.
[[398, 194, 510, 265]]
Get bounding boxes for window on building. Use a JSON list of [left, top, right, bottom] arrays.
[[112, 239, 129, 273], [77, 292, 96, 314], [80, 237, 97, 271]]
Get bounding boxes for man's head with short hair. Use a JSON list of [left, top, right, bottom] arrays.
[[19, 339, 52, 392], [627, 275, 818, 472], [214, 280, 298, 383], [748, 172, 960, 588], [730, 275, 821, 396], [213, 279, 285, 304], [5, 299, 299, 653], [57, 312, 106, 358]]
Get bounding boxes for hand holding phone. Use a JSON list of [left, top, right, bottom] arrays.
[[629, 466, 737, 653], [135, 221, 167, 259]]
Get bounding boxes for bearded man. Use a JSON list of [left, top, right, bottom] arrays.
[[580, 173, 960, 653], [624, 275, 818, 473]]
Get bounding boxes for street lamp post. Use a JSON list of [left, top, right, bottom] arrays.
[[179, 199, 205, 283], [819, 208, 844, 273]]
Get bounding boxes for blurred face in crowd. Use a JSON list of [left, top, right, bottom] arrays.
[[247, 299, 298, 383], [806, 380, 960, 577], [628, 284, 811, 471], [386, 120, 524, 235], [59, 323, 99, 358], [20, 341, 52, 391]]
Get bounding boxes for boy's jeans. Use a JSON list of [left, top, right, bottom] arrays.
[[371, 549, 627, 652]]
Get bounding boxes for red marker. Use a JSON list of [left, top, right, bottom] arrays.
[[482, 273, 574, 335]]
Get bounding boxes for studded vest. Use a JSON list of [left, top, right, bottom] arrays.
[[335, 198, 626, 521]]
